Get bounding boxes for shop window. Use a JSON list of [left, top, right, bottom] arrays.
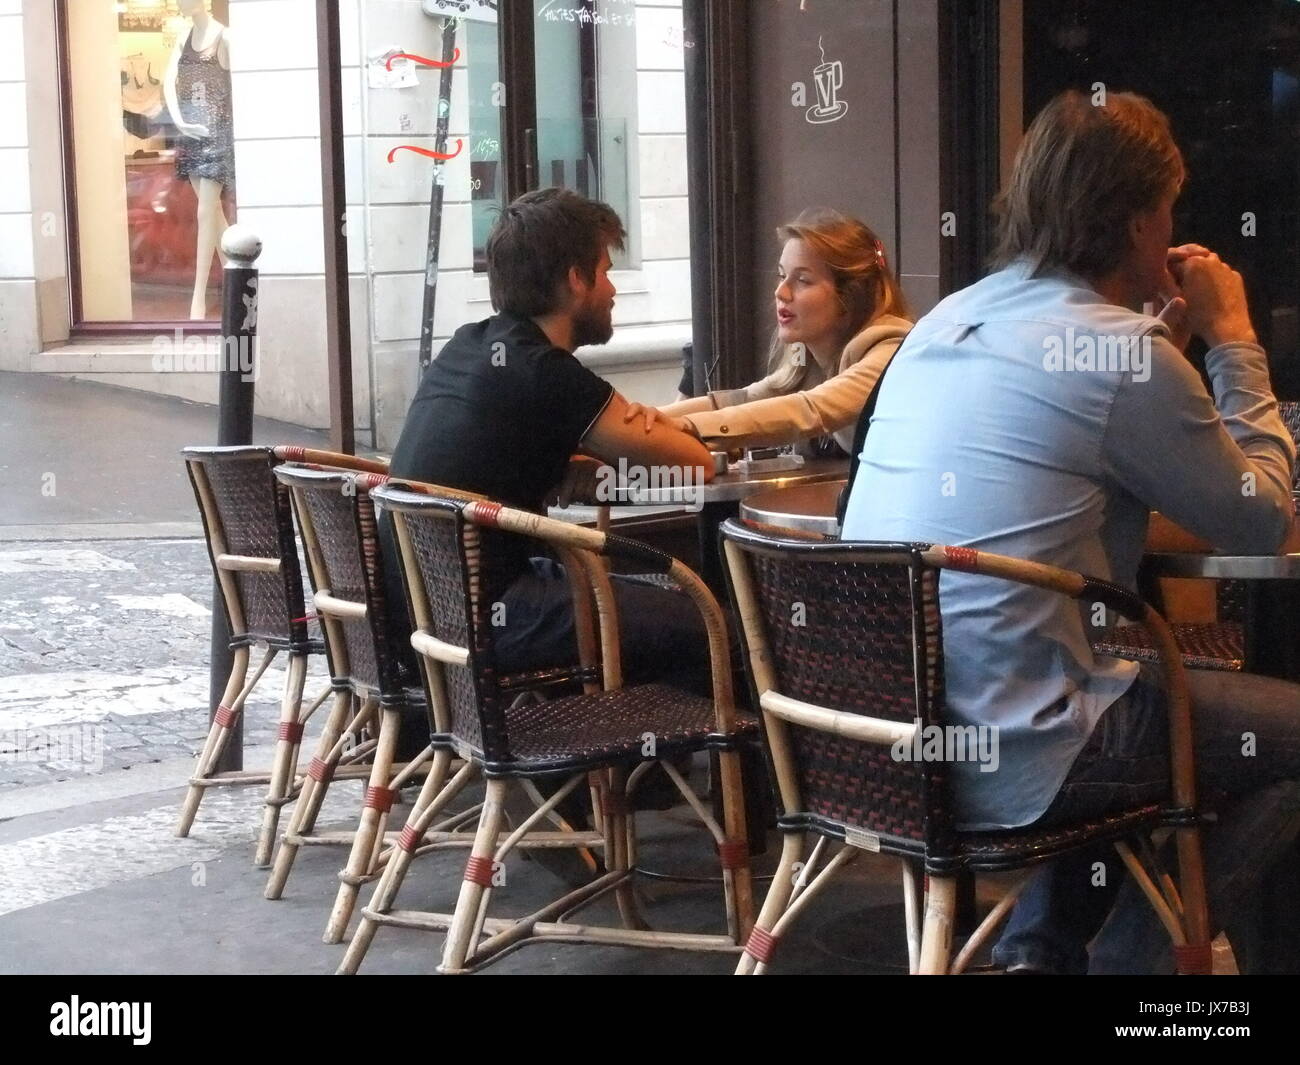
[[61, 0, 236, 327], [469, 0, 640, 270]]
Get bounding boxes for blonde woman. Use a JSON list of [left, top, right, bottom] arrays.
[[632, 208, 913, 453]]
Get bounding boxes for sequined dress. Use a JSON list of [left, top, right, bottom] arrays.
[[175, 25, 235, 186]]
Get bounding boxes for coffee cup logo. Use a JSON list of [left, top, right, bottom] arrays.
[[806, 37, 848, 124]]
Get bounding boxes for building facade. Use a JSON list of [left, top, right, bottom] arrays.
[[1, 0, 693, 448]]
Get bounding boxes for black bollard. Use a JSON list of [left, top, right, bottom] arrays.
[[208, 226, 262, 775]]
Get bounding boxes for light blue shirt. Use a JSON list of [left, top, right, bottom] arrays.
[[842, 259, 1295, 829]]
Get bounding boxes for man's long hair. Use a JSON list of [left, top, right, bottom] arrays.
[[991, 89, 1185, 281]]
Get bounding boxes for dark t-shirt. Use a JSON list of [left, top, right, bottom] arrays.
[[380, 312, 614, 638], [390, 312, 614, 514]]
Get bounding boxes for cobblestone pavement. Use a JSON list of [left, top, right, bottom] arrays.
[[0, 537, 332, 794]]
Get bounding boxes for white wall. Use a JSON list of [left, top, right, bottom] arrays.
[[227, 0, 372, 433], [0, 0, 38, 372]]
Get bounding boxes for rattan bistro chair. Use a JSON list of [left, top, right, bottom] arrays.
[[179, 446, 342, 866], [264, 464, 462, 943], [721, 521, 1212, 976], [178, 446, 393, 865], [338, 485, 759, 974]]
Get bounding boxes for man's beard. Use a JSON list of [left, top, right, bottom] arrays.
[[571, 300, 613, 348]]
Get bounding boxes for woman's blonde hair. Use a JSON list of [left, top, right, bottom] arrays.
[[765, 208, 912, 390], [992, 89, 1185, 280]]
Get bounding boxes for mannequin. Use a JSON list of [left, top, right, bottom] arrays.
[[164, 0, 234, 319]]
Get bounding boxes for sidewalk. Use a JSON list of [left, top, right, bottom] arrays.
[[0, 370, 378, 540]]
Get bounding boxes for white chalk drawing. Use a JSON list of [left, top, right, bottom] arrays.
[[806, 37, 848, 125]]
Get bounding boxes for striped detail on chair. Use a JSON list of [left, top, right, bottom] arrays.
[[718, 838, 750, 870], [943, 545, 979, 571], [464, 855, 495, 887], [214, 704, 239, 728], [743, 925, 779, 964], [466, 500, 503, 527], [364, 786, 396, 813]]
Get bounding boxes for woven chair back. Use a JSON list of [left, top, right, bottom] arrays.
[[274, 465, 405, 697], [184, 445, 312, 651], [722, 523, 954, 850], [372, 487, 522, 761]]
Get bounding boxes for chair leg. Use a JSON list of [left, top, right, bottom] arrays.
[[918, 875, 957, 975], [440, 777, 508, 974], [264, 687, 354, 899], [338, 751, 473, 975], [736, 832, 805, 975], [902, 858, 923, 975], [714, 748, 756, 942], [1115, 832, 1213, 975], [175, 646, 250, 837], [1173, 825, 1212, 974], [324, 704, 402, 944], [255, 651, 308, 867], [605, 767, 647, 931]]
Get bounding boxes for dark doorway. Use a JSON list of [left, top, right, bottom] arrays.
[[1022, 0, 1300, 397]]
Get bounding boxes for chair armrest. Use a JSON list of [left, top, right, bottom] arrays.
[[921, 543, 1196, 816], [274, 446, 390, 476]]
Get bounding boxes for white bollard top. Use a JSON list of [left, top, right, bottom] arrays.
[[222, 225, 263, 267]]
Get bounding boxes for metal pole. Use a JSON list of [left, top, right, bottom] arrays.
[[317, 0, 355, 454], [418, 18, 461, 376], [683, 0, 713, 397], [209, 224, 262, 775]]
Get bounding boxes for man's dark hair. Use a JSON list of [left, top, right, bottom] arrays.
[[486, 187, 626, 318]]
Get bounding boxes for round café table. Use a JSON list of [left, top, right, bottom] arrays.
[[611, 458, 848, 590], [739, 480, 844, 537]]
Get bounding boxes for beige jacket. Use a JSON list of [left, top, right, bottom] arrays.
[[686, 313, 913, 452]]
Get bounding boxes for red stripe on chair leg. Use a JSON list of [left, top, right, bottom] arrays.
[[364, 786, 396, 813], [279, 445, 304, 461], [1174, 943, 1213, 975], [744, 925, 779, 964], [278, 721, 305, 743], [464, 855, 495, 887], [214, 704, 239, 728], [467, 500, 503, 527], [718, 838, 749, 871], [944, 545, 980, 572], [398, 825, 423, 853], [308, 757, 335, 783]]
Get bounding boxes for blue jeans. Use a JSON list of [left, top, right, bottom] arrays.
[[493, 557, 714, 696], [991, 661, 1300, 974]]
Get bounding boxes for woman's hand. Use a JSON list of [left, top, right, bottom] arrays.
[[621, 402, 692, 435]]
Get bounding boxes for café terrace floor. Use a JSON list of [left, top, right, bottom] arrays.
[[0, 373, 1238, 975]]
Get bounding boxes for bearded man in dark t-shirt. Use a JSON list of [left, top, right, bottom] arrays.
[[380, 187, 717, 694]]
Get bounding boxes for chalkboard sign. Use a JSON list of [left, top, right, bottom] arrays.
[[746, 0, 901, 369]]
